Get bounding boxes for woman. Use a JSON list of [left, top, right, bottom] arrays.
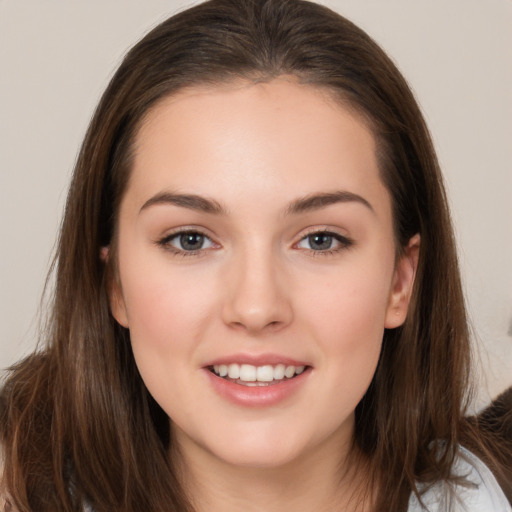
[[1, 0, 510, 510]]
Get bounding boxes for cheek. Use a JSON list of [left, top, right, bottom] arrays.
[[318, 280, 385, 380], [299, 259, 393, 345], [119, 257, 222, 417], [296, 253, 394, 396], [121, 256, 218, 348]]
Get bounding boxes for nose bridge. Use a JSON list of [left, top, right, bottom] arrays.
[[222, 238, 292, 333]]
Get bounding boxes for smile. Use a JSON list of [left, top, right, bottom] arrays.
[[211, 363, 306, 386]]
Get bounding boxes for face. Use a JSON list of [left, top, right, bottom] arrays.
[[109, 78, 418, 471]]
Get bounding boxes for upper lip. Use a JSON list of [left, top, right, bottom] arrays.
[[204, 353, 310, 368]]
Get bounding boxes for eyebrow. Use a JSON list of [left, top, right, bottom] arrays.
[[139, 190, 374, 216], [140, 192, 226, 214], [285, 191, 374, 215]]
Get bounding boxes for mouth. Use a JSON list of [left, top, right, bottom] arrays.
[[209, 363, 308, 387]]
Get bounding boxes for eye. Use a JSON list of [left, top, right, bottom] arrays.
[[296, 231, 353, 253], [158, 230, 215, 254]]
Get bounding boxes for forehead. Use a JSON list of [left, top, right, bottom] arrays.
[[136, 78, 372, 150], [124, 78, 389, 219]]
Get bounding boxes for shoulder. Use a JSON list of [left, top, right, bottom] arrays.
[[408, 446, 511, 512]]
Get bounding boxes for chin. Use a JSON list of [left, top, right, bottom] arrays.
[[213, 442, 306, 470], [201, 422, 332, 471]]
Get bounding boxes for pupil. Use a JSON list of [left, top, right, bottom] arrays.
[[180, 233, 203, 250], [309, 234, 332, 250]]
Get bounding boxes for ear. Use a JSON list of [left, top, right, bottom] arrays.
[[384, 234, 420, 329], [100, 246, 109, 262], [101, 246, 130, 328]]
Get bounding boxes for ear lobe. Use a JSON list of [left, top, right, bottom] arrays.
[[101, 246, 129, 328], [109, 281, 130, 328], [100, 246, 109, 262], [384, 234, 420, 329]]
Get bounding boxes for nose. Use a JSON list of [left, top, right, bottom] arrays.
[[221, 247, 293, 335]]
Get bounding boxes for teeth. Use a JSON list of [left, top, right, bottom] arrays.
[[284, 365, 295, 378], [211, 363, 307, 382], [228, 363, 240, 379], [256, 365, 273, 382], [240, 364, 256, 381], [273, 364, 285, 379]]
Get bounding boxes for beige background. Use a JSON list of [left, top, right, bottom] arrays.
[[1, 0, 511, 410]]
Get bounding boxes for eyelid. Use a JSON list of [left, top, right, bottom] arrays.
[[154, 225, 353, 257], [155, 226, 220, 257], [293, 227, 354, 253], [168, 232, 215, 250]]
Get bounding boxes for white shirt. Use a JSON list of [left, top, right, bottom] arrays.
[[408, 446, 511, 511]]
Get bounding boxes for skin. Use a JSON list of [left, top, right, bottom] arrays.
[[109, 78, 419, 512]]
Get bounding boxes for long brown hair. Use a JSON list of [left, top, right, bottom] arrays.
[[0, 0, 503, 510]]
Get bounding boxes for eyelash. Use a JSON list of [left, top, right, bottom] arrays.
[[156, 229, 215, 258], [155, 228, 354, 257], [295, 229, 354, 256]]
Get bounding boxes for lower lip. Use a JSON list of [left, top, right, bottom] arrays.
[[204, 368, 311, 407]]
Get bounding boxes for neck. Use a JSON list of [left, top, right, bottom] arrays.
[[173, 426, 372, 512]]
